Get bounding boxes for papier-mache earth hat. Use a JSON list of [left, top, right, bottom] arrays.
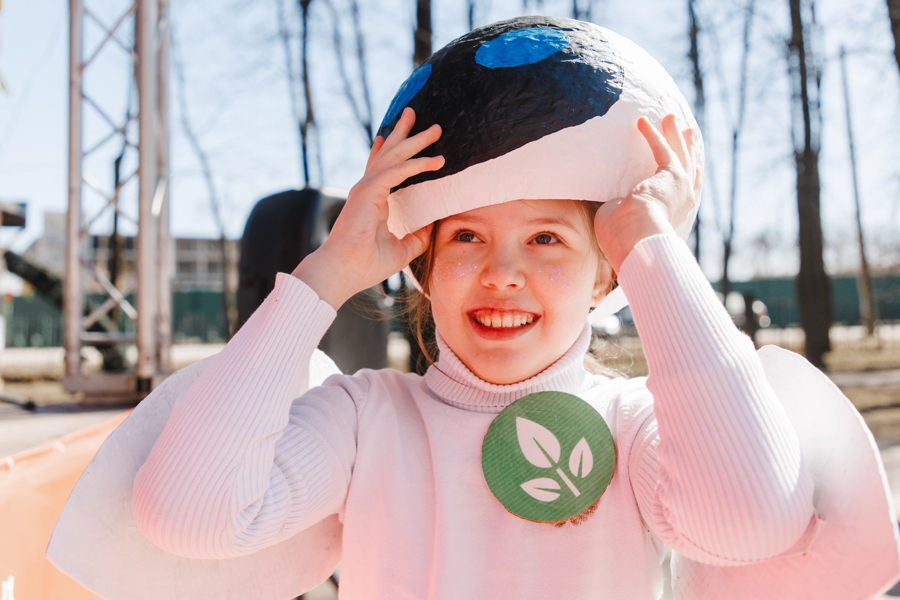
[[47, 16, 899, 600], [377, 15, 703, 322]]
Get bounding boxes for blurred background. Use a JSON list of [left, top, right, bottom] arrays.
[[1, 0, 900, 597]]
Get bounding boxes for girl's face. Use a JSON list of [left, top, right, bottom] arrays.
[[429, 199, 609, 385]]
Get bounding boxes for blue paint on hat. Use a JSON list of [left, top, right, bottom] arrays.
[[380, 63, 432, 130], [475, 28, 569, 69]]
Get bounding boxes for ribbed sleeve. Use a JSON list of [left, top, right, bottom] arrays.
[[133, 273, 355, 559], [619, 235, 815, 565]]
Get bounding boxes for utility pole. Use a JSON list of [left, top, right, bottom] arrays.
[[65, 0, 171, 402], [840, 47, 876, 336]]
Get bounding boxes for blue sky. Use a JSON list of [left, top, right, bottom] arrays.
[[1, 0, 898, 281]]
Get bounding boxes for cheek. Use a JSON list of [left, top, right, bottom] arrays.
[[548, 265, 570, 290], [431, 257, 478, 282], [532, 262, 593, 292]]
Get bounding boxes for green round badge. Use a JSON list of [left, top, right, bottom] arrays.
[[481, 391, 616, 523]]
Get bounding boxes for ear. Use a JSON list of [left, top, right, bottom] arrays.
[[591, 259, 617, 308]]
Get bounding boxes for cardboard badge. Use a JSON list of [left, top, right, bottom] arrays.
[[481, 391, 615, 523]]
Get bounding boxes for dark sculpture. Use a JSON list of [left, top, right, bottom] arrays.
[[238, 188, 389, 374]]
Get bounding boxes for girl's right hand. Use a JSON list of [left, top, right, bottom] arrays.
[[292, 107, 444, 309]]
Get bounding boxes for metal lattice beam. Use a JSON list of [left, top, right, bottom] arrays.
[[65, 0, 171, 402]]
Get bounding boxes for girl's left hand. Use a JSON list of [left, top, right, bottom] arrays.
[[593, 114, 700, 272]]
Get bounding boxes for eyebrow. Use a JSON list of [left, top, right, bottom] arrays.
[[442, 215, 578, 229], [521, 216, 579, 229]]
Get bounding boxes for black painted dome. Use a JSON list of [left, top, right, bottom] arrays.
[[381, 16, 703, 320]]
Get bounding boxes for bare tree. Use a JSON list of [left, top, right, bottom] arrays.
[[788, 0, 830, 368], [468, 0, 477, 31], [687, 0, 705, 265], [840, 47, 877, 335], [277, 0, 318, 187], [888, 0, 900, 73], [414, 0, 432, 68], [721, 0, 756, 302], [299, 0, 321, 185], [326, 0, 375, 146], [172, 30, 237, 339], [572, 0, 595, 20]]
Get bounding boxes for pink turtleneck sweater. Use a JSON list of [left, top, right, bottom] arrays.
[[133, 234, 815, 599]]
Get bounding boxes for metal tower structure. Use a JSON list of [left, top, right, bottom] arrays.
[[65, 0, 171, 403]]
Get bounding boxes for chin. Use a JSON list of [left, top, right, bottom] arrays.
[[470, 352, 545, 385]]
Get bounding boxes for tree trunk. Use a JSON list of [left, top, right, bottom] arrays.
[[299, 0, 314, 187], [687, 0, 704, 265], [788, 0, 831, 368], [414, 0, 432, 68], [888, 0, 900, 74], [840, 48, 876, 336]]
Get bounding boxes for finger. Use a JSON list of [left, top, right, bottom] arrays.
[[369, 155, 446, 195], [637, 117, 678, 170], [379, 123, 442, 166], [381, 107, 416, 153], [366, 136, 386, 172], [661, 115, 691, 173]]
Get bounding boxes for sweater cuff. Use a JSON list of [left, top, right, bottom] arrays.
[[615, 234, 741, 366], [265, 272, 337, 341]]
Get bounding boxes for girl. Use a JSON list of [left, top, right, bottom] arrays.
[[50, 17, 898, 600]]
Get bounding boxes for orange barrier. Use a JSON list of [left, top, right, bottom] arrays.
[[0, 411, 130, 600]]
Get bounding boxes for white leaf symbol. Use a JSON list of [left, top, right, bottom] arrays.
[[516, 417, 561, 468], [520, 478, 561, 502], [569, 437, 593, 478]]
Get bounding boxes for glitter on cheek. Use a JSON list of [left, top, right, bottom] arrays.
[[549, 265, 570, 289], [432, 258, 478, 282]]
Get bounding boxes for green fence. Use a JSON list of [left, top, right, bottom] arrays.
[[5, 275, 900, 348], [6, 291, 231, 348], [713, 274, 900, 328]]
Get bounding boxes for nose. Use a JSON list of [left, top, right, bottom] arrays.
[[479, 244, 526, 290]]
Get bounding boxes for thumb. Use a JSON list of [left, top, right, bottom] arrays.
[[400, 223, 434, 262]]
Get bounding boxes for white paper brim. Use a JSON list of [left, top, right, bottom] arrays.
[[46, 350, 344, 600], [672, 345, 900, 599]]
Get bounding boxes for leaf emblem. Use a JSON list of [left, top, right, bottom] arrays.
[[520, 478, 561, 502], [569, 437, 593, 478], [516, 417, 561, 468]]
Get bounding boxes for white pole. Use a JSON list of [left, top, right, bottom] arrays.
[[156, 0, 172, 372], [136, 0, 159, 380], [64, 0, 83, 378]]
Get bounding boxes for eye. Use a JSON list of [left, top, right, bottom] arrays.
[[532, 232, 560, 245], [454, 230, 482, 243]]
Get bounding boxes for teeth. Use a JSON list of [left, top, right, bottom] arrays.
[[474, 311, 535, 328]]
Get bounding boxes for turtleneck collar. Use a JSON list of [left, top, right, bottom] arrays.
[[424, 324, 593, 413]]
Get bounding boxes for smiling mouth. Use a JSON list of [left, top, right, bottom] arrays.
[[470, 309, 538, 329]]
